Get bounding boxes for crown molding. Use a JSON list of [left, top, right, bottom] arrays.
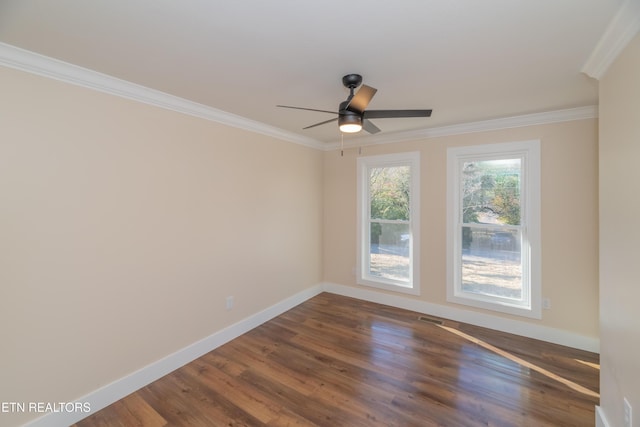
[[0, 42, 325, 150], [582, 0, 640, 80], [324, 105, 598, 151], [0, 42, 600, 152]]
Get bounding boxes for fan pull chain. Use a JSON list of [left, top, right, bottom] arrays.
[[341, 133, 344, 157]]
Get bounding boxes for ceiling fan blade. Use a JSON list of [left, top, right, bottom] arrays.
[[362, 119, 381, 134], [277, 105, 337, 115], [363, 109, 432, 119], [303, 117, 339, 130], [346, 84, 377, 113]]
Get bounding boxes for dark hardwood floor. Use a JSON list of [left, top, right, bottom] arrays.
[[73, 293, 599, 426]]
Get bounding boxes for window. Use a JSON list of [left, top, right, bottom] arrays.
[[357, 152, 420, 295], [447, 140, 541, 318]]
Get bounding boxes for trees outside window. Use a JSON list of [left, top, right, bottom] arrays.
[[357, 152, 420, 295], [447, 141, 541, 318]]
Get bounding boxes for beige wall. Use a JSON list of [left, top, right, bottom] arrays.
[[324, 119, 599, 337], [0, 54, 604, 427], [599, 33, 640, 427], [0, 66, 323, 426]]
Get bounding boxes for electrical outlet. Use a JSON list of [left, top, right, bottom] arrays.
[[624, 397, 632, 427], [226, 296, 234, 310], [542, 298, 551, 310]]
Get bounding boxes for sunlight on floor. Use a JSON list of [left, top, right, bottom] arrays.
[[575, 359, 600, 370], [436, 324, 600, 398]]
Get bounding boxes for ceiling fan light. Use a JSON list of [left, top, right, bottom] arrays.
[[339, 123, 362, 133], [338, 114, 362, 133]]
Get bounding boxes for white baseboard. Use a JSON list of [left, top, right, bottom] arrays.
[[23, 282, 598, 426], [321, 282, 600, 353], [596, 406, 611, 427], [23, 285, 324, 427]]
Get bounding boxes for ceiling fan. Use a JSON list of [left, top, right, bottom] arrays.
[[277, 74, 432, 134]]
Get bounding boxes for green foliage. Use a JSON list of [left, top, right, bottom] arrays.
[[461, 160, 521, 247], [370, 166, 410, 221], [493, 174, 520, 225], [369, 166, 410, 244]]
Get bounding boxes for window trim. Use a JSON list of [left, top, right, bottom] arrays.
[[446, 140, 541, 319], [357, 151, 420, 295]]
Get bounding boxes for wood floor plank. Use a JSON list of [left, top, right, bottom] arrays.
[[74, 293, 599, 426], [70, 392, 168, 427]]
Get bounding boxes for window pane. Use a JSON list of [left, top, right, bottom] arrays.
[[369, 222, 410, 282], [462, 159, 521, 226], [461, 226, 522, 300], [370, 166, 410, 221]]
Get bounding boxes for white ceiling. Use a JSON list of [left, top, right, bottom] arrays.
[[0, 0, 625, 143]]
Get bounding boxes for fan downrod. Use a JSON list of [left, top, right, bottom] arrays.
[[342, 74, 363, 89]]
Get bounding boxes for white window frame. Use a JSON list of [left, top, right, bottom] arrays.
[[357, 152, 420, 295], [446, 140, 541, 318]]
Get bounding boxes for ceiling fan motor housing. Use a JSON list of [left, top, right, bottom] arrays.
[[338, 100, 362, 130]]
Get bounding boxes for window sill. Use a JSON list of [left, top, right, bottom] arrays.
[[447, 292, 541, 319]]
